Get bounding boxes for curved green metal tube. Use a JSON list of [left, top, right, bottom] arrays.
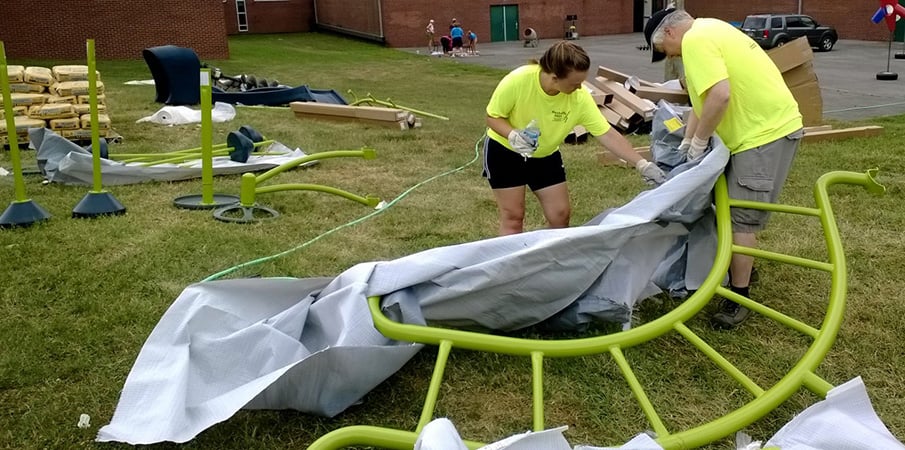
[[346, 90, 450, 121], [311, 170, 884, 450], [254, 184, 379, 207], [307, 426, 483, 450]]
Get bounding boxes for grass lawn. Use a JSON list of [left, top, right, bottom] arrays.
[[1, 32, 904, 449]]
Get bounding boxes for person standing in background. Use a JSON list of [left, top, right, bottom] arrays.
[[450, 22, 465, 57], [425, 19, 437, 53]]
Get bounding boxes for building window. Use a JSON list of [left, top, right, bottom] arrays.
[[236, 0, 249, 32]]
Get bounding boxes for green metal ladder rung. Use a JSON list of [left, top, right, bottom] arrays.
[[610, 346, 670, 438], [731, 245, 833, 273], [307, 169, 884, 450], [673, 322, 766, 397], [716, 286, 820, 338]]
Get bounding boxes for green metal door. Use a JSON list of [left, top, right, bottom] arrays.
[[490, 5, 519, 42]]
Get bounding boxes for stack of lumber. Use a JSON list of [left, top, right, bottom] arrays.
[[582, 65, 689, 134], [1, 65, 112, 145], [289, 102, 421, 130]]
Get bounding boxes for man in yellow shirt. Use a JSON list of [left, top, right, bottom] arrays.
[[644, 9, 804, 329]]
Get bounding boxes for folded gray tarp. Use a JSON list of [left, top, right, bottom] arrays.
[[29, 127, 310, 186], [96, 138, 730, 444]]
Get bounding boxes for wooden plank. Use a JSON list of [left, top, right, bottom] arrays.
[[801, 125, 883, 143], [594, 77, 656, 119], [634, 86, 689, 105], [803, 125, 833, 133], [596, 65, 658, 87], [293, 111, 410, 129], [289, 101, 407, 122], [582, 81, 613, 106]]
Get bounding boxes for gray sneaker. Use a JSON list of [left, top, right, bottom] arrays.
[[711, 299, 751, 329]]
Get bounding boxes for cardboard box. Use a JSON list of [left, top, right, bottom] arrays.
[[789, 80, 823, 126], [766, 37, 813, 73], [782, 61, 818, 88]]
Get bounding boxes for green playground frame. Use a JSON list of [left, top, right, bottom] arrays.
[[307, 169, 884, 450]]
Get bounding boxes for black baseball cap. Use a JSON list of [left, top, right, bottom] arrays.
[[644, 8, 676, 63]]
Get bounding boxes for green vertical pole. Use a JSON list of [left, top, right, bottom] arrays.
[[200, 69, 213, 204], [87, 39, 103, 193], [0, 42, 27, 202]]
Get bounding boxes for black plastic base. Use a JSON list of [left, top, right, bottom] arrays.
[[72, 191, 127, 218], [212, 204, 281, 223], [173, 193, 240, 210], [0, 200, 52, 228], [877, 71, 899, 81]]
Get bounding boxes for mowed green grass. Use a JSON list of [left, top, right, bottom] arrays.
[[1, 32, 904, 449]]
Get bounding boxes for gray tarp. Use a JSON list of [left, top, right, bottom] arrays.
[[96, 136, 731, 444], [29, 127, 310, 186]]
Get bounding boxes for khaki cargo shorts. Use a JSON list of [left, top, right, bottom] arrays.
[[726, 128, 803, 233]]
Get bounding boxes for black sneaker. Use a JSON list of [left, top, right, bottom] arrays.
[[711, 299, 751, 329]]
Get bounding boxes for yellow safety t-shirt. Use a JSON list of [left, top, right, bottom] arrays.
[[682, 18, 802, 154], [486, 64, 609, 158]]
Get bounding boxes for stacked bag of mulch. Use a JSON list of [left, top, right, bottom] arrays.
[[1, 65, 111, 146]]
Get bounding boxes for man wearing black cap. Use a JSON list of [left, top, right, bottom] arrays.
[[643, 9, 804, 329]]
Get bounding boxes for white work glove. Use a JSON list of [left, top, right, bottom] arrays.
[[678, 137, 692, 154], [635, 159, 667, 185], [685, 135, 710, 160], [508, 129, 538, 157]]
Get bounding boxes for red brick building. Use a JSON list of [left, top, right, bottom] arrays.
[[0, 0, 896, 60], [0, 0, 230, 60]]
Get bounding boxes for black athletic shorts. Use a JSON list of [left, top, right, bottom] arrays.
[[482, 136, 566, 191]]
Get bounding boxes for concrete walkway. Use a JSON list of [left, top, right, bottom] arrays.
[[406, 33, 905, 122]]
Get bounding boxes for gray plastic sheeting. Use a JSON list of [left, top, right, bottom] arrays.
[[29, 127, 309, 186], [96, 141, 729, 444], [96, 104, 732, 443]]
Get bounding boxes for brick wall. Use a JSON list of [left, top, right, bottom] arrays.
[[686, 0, 889, 41], [223, 0, 315, 35], [378, 0, 633, 48], [0, 0, 229, 60]]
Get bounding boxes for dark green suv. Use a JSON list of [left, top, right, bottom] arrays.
[[741, 14, 838, 52]]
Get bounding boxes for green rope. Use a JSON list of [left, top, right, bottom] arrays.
[[202, 135, 485, 282]]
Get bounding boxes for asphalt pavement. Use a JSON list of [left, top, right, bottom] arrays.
[[407, 33, 905, 122]]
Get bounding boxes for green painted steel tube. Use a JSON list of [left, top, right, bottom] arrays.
[[0, 42, 27, 202], [673, 322, 765, 397], [253, 149, 376, 185], [324, 170, 884, 450], [239, 173, 257, 207], [307, 426, 483, 450], [655, 170, 884, 449], [416, 340, 452, 433], [610, 346, 668, 438], [715, 285, 819, 338], [254, 184, 379, 207], [349, 97, 450, 121], [87, 39, 104, 193], [200, 69, 214, 205], [531, 351, 544, 431], [115, 140, 275, 163]]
